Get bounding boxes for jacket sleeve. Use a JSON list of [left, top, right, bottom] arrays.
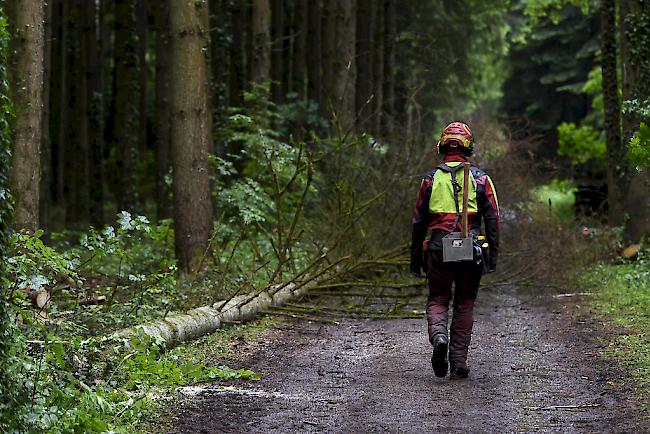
[[411, 177, 432, 255], [478, 175, 500, 269]]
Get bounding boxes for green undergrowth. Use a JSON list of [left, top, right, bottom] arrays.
[[583, 253, 650, 410], [530, 178, 576, 222], [134, 316, 277, 433]]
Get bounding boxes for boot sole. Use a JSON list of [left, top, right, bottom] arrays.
[[431, 341, 448, 378]]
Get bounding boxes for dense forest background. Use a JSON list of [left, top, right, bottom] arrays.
[[0, 0, 649, 432]]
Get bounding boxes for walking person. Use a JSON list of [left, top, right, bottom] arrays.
[[410, 122, 500, 379]]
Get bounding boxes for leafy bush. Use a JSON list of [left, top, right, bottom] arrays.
[[557, 122, 606, 166], [628, 122, 650, 169]]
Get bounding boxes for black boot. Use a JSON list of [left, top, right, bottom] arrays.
[[450, 361, 470, 379], [431, 335, 449, 378]]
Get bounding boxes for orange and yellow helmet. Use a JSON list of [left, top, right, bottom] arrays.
[[436, 121, 474, 155]]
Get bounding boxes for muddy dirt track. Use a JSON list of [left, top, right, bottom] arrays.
[[170, 285, 649, 433]]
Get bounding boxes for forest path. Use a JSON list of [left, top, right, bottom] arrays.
[[169, 286, 648, 433]]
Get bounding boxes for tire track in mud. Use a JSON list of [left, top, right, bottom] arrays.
[[170, 286, 648, 433]]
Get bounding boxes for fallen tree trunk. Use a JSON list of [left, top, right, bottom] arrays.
[[112, 250, 403, 350], [115, 278, 317, 349]]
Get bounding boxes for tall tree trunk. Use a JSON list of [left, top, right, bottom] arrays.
[[620, 0, 650, 241], [63, 1, 80, 224], [600, 0, 625, 226], [55, 0, 67, 210], [112, 0, 140, 212], [251, 0, 271, 84], [330, 0, 356, 131], [270, 0, 283, 102], [292, 0, 307, 101], [40, 0, 53, 231], [372, 2, 384, 135], [382, 0, 395, 137], [229, 0, 245, 106], [306, 0, 321, 106], [169, 0, 214, 273], [154, 0, 172, 220], [67, 0, 91, 225], [7, 0, 45, 231], [209, 0, 228, 150], [136, 0, 148, 158], [322, 0, 335, 117], [355, 0, 373, 129], [88, 0, 105, 227]]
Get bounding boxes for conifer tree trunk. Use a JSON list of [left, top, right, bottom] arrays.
[[355, 0, 373, 128], [7, 0, 45, 231], [620, 0, 650, 241], [382, 0, 396, 136], [322, 0, 335, 117], [54, 0, 67, 209], [307, 0, 321, 106], [229, 0, 245, 106], [330, 0, 356, 131], [372, 2, 384, 135], [292, 0, 307, 101], [251, 0, 271, 84], [40, 0, 52, 231], [136, 0, 148, 158], [154, 0, 172, 220], [600, 0, 625, 226], [169, 0, 214, 273], [67, 0, 90, 225], [271, 0, 283, 102], [209, 0, 228, 147], [63, 1, 81, 224], [112, 0, 140, 212], [88, 0, 105, 227]]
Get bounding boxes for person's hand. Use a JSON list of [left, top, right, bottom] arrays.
[[410, 250, 424, 278]]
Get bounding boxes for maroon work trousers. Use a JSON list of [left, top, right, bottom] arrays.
[[426, 250, 482, 365]]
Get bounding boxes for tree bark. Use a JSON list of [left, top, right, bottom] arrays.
[[209, 0, 228, 148], [306, 0, 321, 106], [271, 0, 284, 102], [355, 0, 373, 128], [382, 0, 396, 137], [7, 0, 45, 231], [88, 0, 105, 227], [292, 0, 307, 101], [63, 1, 81, 224], [330, 0, 356, 131], [40, 0, 53, 231], [54, 0, 67, 209], [251, 0, 271, 84], [169, 0, 214, 273], [136, 0, 148, 158], [229, 0, 245, 106], [372, 2, 384, 135], [322, 0, 335, 117], [112, 0, 140, 212], [600, 0, 626, 227], [154, 0, 172, 220], [620, 0, 650, 242]]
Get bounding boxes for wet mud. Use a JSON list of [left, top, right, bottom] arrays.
[[169, 286, 649, 433]]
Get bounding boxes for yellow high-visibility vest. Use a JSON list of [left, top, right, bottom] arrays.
[[428, 162, 478, 215]]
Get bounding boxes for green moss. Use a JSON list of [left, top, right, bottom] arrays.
[[584, 259, 650, 409]]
